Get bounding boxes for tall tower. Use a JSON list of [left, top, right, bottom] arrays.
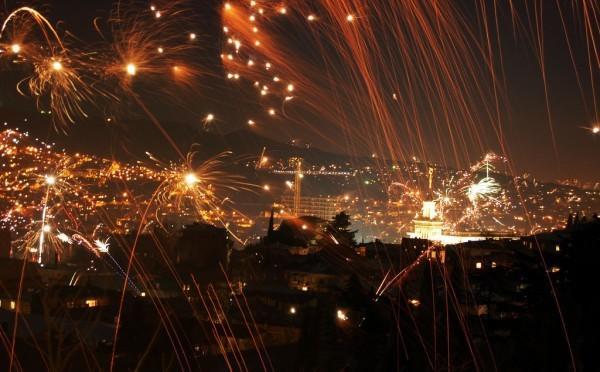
[[267, 208, 275, 239], [293, 158, 303, 216], [422, 166, 437, 219], [411, 166, 444, 240], [428, 166, 434, 191]]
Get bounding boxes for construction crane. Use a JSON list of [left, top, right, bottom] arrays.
[[292, 157, 303, 216]]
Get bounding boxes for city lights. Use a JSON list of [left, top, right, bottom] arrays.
[[0, 3, 597, 369], [0, 0, 600, 371]]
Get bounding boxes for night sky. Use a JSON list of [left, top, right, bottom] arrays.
[[1, 0, 598, 182]]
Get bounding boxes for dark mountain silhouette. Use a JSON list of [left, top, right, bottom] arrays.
[[0, 103, 356, 166]]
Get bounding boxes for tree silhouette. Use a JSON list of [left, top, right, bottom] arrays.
[[330, 211, 357, 246], [566, 213, 574, 228]]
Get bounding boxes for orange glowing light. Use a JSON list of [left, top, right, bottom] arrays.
[[51, 60, 63, 71], [126, 63, 137, 76], [184, 173, 199, 186]]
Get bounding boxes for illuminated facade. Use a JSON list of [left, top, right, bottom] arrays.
[[412, 217, 444, 240], [410, 167, 444, 240], [279, 195, 339, 220]]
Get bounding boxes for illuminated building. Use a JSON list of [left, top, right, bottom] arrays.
[[289, 157, 303, 216], [279, 195, 339, 221], [410, 167, 444, 240]]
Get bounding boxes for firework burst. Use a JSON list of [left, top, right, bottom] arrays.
[[152, 149, 255, 236], [0, 7, 104, 128], [1, 2, 202, 128]]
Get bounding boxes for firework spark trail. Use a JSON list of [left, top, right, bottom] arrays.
[[109, 188, 193, 372], [366, 240, 436, 369], [220, 264, 273, 372], [1, 1, 597, 369], [0, 2, 596, 180], [0, 7, 101, 127], [466, 177, 501, 205], [93, 169, 248, 371], [1, 2, 202, 128], [143, 226, 240, 359], [152, 149, 258, 243], [191, 275, 234, 371], [206, 284, 249, 371], [37, 181, 53, 263], [376, 246, 433, 298], [222, 1, 506, 174], [428, 258, 438, 370], [122, 241, 195, 370], [9, 157, 96, 262], [433, 257, 485, 371], [458, 256, 499, 371], [77, 231, 125, 274], [393, 285, 435, 370], [90, 211, 197, 369], [8, 248, 30, 372], [1, 7, 64, 48], [475, 24, 598, 366], [111, 233, 193, 372]]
